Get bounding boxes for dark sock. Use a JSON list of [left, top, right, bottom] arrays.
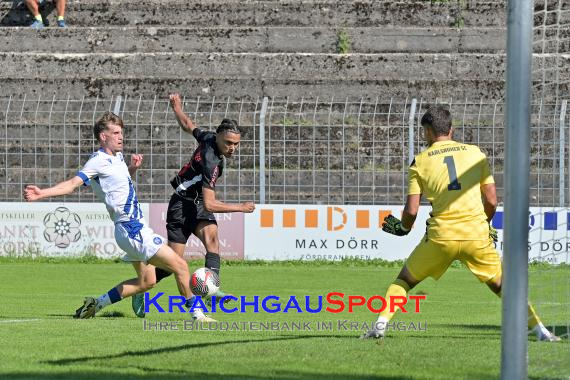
[[185, 296, 196, 309], [108, 287, 122, 303], [155, 267, 173, 283], [205, 252, 220, 275]]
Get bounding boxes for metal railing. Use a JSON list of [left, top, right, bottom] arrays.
[[0, 95, 568, 206]]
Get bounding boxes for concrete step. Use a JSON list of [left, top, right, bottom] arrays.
[[0, 0, 505, 28], [0, 76, 509, 101], [0, 27, 506, 54], [0, 51, 519, 99]]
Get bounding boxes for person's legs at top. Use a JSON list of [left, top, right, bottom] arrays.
[[25, 0, 44, 29]]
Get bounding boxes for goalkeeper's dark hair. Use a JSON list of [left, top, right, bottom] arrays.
[[216, 119, 240, 135], [94, 111, 124, 142], [421, 106, 452, 137]]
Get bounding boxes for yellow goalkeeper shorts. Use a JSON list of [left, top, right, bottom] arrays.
[[405, 238, 501, 283]]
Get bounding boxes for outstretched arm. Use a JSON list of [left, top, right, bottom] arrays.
[[24, 176, 84, 202], [202, 187, 255, 214], [169, 93, 197, 134]]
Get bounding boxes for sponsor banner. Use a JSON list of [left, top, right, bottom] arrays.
[[148, 203, 244, 260], [3, 202, 567, 263], [493, 207, 570, 264], [244, 205, 429, 261], [0, 202, 149, 258], [245, 205, 570, 263]]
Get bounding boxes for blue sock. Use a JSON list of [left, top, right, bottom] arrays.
[[185, 296, 196, 309]]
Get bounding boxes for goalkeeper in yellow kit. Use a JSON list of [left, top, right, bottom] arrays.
[[361, 106, 560, 342]]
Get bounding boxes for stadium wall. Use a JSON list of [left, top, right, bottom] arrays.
[[0, 0, 514, 100]]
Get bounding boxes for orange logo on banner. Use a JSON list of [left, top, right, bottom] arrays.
[[305, 210, 318, 228], [259, 207, 392, 230], [378, 210, 391, 228], [327, 207, 347, 231], [260, 209, 274, 227], [283, 209, 296, 228], [356, 210, 369, 228]]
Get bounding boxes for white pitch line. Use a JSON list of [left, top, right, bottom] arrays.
[[0, 319, 41, 324]]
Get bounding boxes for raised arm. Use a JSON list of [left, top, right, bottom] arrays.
[[24, 176, 84, 202], [169, 93, 197, 134]]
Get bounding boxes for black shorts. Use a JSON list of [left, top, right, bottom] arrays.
[[166, 193, 217, 244]]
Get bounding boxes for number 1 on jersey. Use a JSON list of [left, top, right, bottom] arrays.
[[443, 156, 462, 190]]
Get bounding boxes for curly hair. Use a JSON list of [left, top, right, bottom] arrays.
[[216, 119, 240, 135]]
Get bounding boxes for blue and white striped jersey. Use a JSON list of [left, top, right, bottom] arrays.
[[77, 149, 143, 223]]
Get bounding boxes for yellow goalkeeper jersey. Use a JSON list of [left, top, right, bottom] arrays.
[[408, 140, 494, 240]]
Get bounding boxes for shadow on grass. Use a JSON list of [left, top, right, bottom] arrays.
[[44, 335, 355, 366], [99, 311, 128, 318], [436, 323, 501, 331], [0, 371, 415, 380], [45, 311, 129, 319], [550, 325, 570, 339], [438, 323, 569, 340], [38, 335, 415, 379]]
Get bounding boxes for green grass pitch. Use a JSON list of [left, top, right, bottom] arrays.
[[0, 260, 568, 379]]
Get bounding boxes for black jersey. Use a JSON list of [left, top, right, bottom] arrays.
[[170, 128, 224, 201]]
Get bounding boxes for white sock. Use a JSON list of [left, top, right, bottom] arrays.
[[531, 322, 550, 338], [374, 316, 389, 332], [96, 294, 111, 312]]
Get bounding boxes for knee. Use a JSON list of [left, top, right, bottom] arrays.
[[397, 267, 419, 290], [486, 277, 502, 295], [204, 236, 219, 250], [171, 257, 189, 276], [140, 279, 157, 291]]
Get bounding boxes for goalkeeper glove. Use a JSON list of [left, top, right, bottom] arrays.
[[382, 214, 410, 236], [489, 224, 498, 243]]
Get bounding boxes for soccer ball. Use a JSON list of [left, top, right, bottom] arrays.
[[190, 267, 220, 297]]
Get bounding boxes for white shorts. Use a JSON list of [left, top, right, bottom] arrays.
[[114, 218, 165, 263]]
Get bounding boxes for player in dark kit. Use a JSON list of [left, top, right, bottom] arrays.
[[131, 93, 255, 317]]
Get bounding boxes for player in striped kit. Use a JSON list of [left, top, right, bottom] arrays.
[[24, 111, 213, 321]]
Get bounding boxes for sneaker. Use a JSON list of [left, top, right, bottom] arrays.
[[30, 20, 44, 29], [360, 317, 387, 339], [206, 290, 235, 307], [131, 293, 145, 318], [531, 323, 562, 342], [192, 309, 217, 323], [537, 330, 562, 342], [57, 19, 66, 28], [194, 315, 217, 323], [74, 297, 98, 319]]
